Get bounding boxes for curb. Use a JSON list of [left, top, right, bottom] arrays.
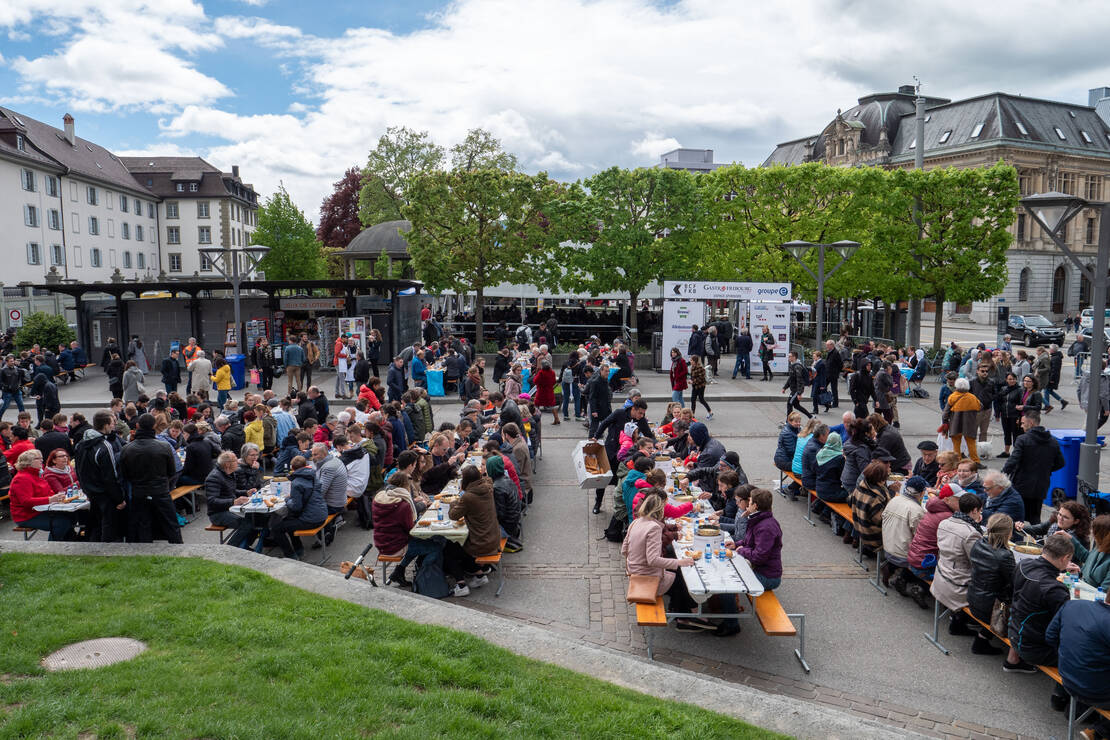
[[0, 540, 927, 740]]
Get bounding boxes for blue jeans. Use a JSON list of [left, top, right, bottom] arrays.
[[396, 536, 444, 574], [733, 353, 750, 379], [0, 390, 24, 418], [18, 511, 77, 541], [755, 572, 782, 591], [561, 382, 581, 417], [671, 389, 684, 405], [1045, 388, 1064, 405], [217, 389, 230, 407]]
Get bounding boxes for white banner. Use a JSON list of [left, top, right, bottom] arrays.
[[661, 300, 704, 371], [748, 302, 791, 374], [665, 281, 792, 302]]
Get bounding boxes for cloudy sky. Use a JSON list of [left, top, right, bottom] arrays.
[[3, 0, 1110, 223]]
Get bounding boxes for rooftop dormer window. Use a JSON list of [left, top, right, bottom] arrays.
[[938, 130, 952, 144], [1055, 127, 1067, 140], [971, 122, 984, 138], [1015, 120, 1029, 136]]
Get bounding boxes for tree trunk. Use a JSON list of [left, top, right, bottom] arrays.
[[932, 293, 945, 351], [475, 286, 484, 349], [628, 290, 639, 348]]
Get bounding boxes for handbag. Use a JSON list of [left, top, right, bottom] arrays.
[[250, 369, 261, 385], [818, 390, 833, 407], [626, 574, 661, 604], [990, 599, 1009, 635]]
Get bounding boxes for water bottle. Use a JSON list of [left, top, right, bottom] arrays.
[[718, 544, 726, 562], [704, 544, 711, 563], [1098, 587, 1106, 604]]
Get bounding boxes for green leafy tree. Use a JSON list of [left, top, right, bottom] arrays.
[[17, 312, 75, 352], [359, 126, 445, 227], [877, 162, 1018, 349], [253, 185, 328, 280], [373, 249, 392, 279], [560, 166, 700, 342], [451, 128, 518, 172], [404, 169, 564, 343]]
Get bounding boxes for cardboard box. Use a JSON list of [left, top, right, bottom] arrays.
[[573, 440, 612, 489]]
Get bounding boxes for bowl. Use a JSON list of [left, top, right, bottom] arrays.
[[696, 526, 721, 537], [673, 494, 695, 503]]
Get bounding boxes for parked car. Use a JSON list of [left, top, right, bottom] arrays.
[[1077, 325, 1110, 344], [1008, 314, 1065, 346], [1079, 307, 1110, 331]]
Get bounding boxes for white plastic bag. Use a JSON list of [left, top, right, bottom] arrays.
[[937, 433, 954, 452]]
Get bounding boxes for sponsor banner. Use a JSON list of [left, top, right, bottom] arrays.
[[748, 302, 791, 374], [664, 281, 792, 302], [661, 300, 704, 371]]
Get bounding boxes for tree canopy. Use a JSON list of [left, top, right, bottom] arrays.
[[358, 126, 444, 228], [316, 166, 364, 249], [253, 185, 328, 281]]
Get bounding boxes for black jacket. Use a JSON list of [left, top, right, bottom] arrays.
[[353, 359, 371, 387], [221, 423, 246, 454], [0, 364, 23, 393], [783, 361, 809, 395], [35, 429, 73, 459], [970, 376, 996, 408], [296, 402, 317, 427], [876, 426, 911, 473], [74, 431, 123, 504], [736, 333, 754, 355], [998, 383, 1023, 418], [800, 436, 822, 490], [967, 539, 1016, 622], [118, 430, 176, 497], [687, 330, 705, 357], [826, 348, 844, 377], [204, 467, 239, 515], [1008, 556, 1070, 664], [183, 436, 217, 482], [585, 373, 611, 419], [1002, 426, 1065, 503], [491, 474, 522, 538], [161, 356, 181, 386], [235, 461, 264, 493], [313, 394, 330, 420], [387, 364, 406, 401], [849, 370, 874, 405], [31, 374, 59, 415], [596, 408, 654, 460]]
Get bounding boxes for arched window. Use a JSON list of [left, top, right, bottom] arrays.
[[1018, 267, 1031, 302], [1052, 265, 1067, 314]]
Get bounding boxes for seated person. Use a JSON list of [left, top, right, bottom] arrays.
[[9, 448, 74, 540], [1015, 500, 1091, 565], [235, 443, 265, 494], [335, 434, 370, 499], [631, 471, 695, 520], [911, 440, 940, 486], [881, 474, 926, 586], [273, 455, 328, 560], [180, 423, 217, 485], [849, 459, 894, 552], [717, 479, 753, 538], [42, 448, 79, 493], [966, 513, 1015, 656], [372, 471, 442, 588], [445, 465, 502, 596], [1004, 533, 1075, 711], [1081, 514, 1110, 590], [621, 456, 654, 524], [931, 492, 984, 637], [1046, 591, 1110, 738], [787, 419, 818, 499], [274, 431, 313, 476], [621, 490, 708, 631], [204, 451, 258, 549], [773, 413, 802, 479], [734, 488, 783, 591], [486, 455, 522, 553], [4, 426, 34, 467], [800, 423, 828, 493], [814, 431, 847, 504]]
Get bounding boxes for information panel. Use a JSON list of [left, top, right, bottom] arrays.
[[661, 300, 704, 371], [748, 302, 791, 374]]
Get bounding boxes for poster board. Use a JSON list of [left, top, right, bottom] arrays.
[[661, 300, 704, 371], [748, 302, 791, 374], [338, 316, 367, 358], [245, 319, 268, 352]]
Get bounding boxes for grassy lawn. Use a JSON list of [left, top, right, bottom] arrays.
[[0, 554, 784, 739]]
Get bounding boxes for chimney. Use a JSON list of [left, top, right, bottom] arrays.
[[232, 165, 240, 179], [1089, 87, 1110, 107], [63, 113, 74, 146]]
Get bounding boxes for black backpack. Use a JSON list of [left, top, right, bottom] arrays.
[[412, 537, 451, 598], [516, 327, 529, 345], [602, 515, 626, 543]]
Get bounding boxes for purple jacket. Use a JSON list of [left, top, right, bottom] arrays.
[[737, 510, 783, 579]]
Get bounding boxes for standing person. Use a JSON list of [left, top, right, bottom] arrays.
[[0, 355, 26, 420], [969, 363, 996, 449], [733, 328, 753, 380], [873, 362, 894, 423], [824, 339, 843, 408], [1001, 410, 1065, 524], [31, 371, 59, 425], [188, 351, 212, 400], [689, 355, 712, 420], [74, 410, 127, 542], [585, 365, 611, 439], [942, 377, 982, 465], [532, 359, 559, 425], [687, 324, 705, 363], [282, 338, 305, 396], [119, 413, 181, 543], [704, 326, 720, 381], [669, 348, 688, 405], [254, 337, 275, 392], [128, 336, 150, 373], [211, 357, 232, 408], [302, 333, 320, 389], [560, 353, 581, 422], [333, 336, 351, 399], [997, 372, 1023, 457], [366, 329, 382, 378], [161, 349, 182, 394], [106, 352, 124, 400], [387, 356, 406, 403], [758, 326, 776, 381], [181, 337, 200, 394], [1044, 344, 1068, 412], [782, 351, 812, 419], [1069, 333, 1089, 379], [811, 350, 829, 415]]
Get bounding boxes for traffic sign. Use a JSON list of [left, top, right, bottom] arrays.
[[8, 308, 22, 327]]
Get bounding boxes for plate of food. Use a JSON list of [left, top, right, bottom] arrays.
[[888, 474, 905, 482], [438, 494, 460, 504], [683, 549, 703, 560], [696, 526, 721, 537], [431, 521, 455, 529], [673, 494, 695, 503], [417, 519, 433, 527]]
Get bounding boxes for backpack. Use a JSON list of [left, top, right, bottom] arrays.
[[516, 327, 529, 345], [561, 366, 574, 385], [412, 539, 452, 598], [602, 515, 626, 543]]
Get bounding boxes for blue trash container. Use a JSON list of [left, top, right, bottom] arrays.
[[1047, 428, 1106, 504], [226, 353, 247, 391]]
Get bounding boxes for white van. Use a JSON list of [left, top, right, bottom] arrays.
[[1079, 308, 1110, 330]]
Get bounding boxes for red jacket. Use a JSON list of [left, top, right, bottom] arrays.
[[670, 356, 688, 391], [43, 466, 78, 494], [10, 468, 55, 523], [313, 425, 333, 445], [371, 489, 416, 556], [532, 368, 557, 408], [358, 384, 381, 411], [4, 439, 34, 467]]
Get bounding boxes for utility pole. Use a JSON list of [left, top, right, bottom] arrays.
[[906, 76, 925, 349]]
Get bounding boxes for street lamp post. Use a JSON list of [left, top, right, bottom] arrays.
[[198, 245, 271, 355], [781, 240, 860, 350], [1021, 191, 1110, 500]]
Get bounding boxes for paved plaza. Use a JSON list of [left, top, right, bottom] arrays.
[[2, 324, 1100, 740]]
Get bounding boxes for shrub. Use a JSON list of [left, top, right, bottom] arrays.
[[16, 312, 75, 352]]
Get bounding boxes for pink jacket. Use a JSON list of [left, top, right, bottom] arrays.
[[631, 480, 693, 520], [621, 516, 684, 595]]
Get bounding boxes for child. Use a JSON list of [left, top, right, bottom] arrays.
[[617, 421, 639, 462], [631, 473, 694, 520], [717, 478, 752, 538]]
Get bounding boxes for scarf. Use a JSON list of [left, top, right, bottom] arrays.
[[816, 432, 843, 466], [951, 511, 981, 531]]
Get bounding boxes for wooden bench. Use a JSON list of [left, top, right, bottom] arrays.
[[377, 553, 403, 585], [473, 537, 508, 596], [170, 484, 201, 521], [633, 586, 810, 672], [293, 513, 339, 565], [778, 469, 802, 498], [13, 525, 36, 540], [204, 524, 231, 545]]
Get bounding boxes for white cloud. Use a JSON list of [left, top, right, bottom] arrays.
[[214, 15, 301, 40], [631, 133, 680, 159], [7, 29, 30, 41]]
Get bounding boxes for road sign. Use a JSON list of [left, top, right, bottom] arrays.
[[8, 308, 22, 327]]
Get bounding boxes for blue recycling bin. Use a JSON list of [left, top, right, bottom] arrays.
[[1048, 428, 1105, 504], [426, 369, 445, 397], [225, 353, 247, 391]]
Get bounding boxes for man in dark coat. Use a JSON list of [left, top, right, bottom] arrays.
[[119, 413, 181, 543], [74, 410, 126, 542], [592, 398, 654, 514], [1001, 410, 1064, 524], [732, 329, 754, 380], [387, 356, 406, 403], [584, 365, 611, 439], [161, 349, 182, 394], [687, 325, 705, 359], [824, 339, 844, 408]]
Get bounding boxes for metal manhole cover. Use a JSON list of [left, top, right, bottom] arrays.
[[41, 638, 147, 671]]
